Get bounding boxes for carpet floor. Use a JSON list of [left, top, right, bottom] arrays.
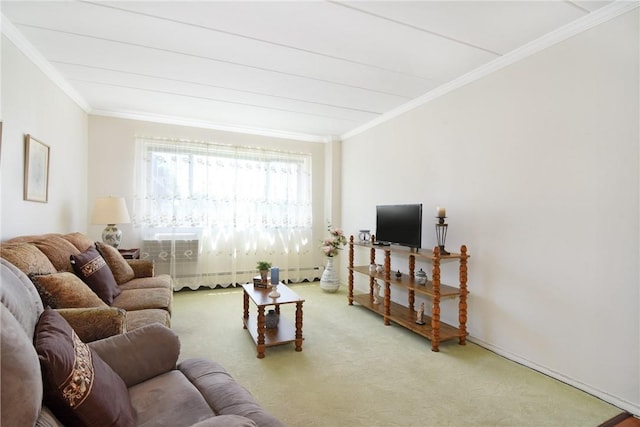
[[172, 283, 621, 427]]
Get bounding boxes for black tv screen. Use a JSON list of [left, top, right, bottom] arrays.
[[375, 204, 423, 249]]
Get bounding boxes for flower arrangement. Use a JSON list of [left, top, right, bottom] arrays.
[[321, 224, 347, 257]]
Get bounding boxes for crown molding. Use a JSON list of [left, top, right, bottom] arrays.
[[2, 13, 329, 143], [340, 0, 640, 141], [91, 109, 330, 143], [1, 14, 91, 112]]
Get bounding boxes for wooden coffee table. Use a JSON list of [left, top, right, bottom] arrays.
[[242, 283, 305, 358]]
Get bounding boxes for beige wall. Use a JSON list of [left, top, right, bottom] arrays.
[[1, 36, 88, 239], [87, 116, 330, 267], [341, 9, 639, 413]]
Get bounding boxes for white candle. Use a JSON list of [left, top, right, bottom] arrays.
[[436, 206, 446, 218]]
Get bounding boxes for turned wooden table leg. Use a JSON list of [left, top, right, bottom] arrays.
[[383, 249, 391, 326], [369, 247, 376, 295], [256, 305, 266, 358], [409, 254, 415, 280], [431, 296, 441, 352], [431, 247, 441, 352], [348, 236, 354, 305], [295, 301, 304, 352], [243, 290, 249, 329], [458, 244, 468, 345]]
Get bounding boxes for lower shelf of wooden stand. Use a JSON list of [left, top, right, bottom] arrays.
[[243, 314, 296, 347], [352, 293, 464, 342]]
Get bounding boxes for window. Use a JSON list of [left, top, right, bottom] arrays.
[[133, 137, 314, 289]]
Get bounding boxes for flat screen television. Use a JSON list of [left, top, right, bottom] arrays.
[[375, 204, 422, 249]]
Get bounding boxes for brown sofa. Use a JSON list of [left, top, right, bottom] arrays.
[[0, 257, 284, 427], [0, 232, 172, 335]]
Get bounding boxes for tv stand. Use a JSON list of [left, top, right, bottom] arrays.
[[347, 235, 469, 352]]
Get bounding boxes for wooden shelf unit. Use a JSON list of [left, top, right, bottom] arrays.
[[347, 237, 469, 352]]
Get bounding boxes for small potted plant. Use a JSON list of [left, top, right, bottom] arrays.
[[256, 261, 272, 283]]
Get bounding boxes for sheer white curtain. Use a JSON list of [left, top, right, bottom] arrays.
[[133, 136, 315, 290]]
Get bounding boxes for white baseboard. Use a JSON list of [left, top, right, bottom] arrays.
[[349, 281, 639, 416], [468, 336, 640, 417]]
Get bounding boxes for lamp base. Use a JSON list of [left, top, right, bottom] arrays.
[[102, 224, 122, 248], [438, 245, 450, 256]]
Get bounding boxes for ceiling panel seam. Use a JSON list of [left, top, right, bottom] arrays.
[[52, 60, 384, 115], [565, 1, 592, 13], [69, 78, 374, 122], [81, 0, 438, 84], [328, 0, 502, 56], [16, 23, 414, 100]]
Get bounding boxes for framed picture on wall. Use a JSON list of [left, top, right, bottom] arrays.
[[24, 134, 50, 203]]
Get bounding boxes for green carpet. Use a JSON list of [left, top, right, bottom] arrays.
[[172, 283, 620, 427]]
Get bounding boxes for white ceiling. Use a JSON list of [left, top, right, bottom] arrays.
[[0, 1, 628, 141]]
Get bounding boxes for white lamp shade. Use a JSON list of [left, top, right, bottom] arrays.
[[92, 197, 131, 225]]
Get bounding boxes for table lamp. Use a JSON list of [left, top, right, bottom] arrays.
[[92, 196, 130, 248]]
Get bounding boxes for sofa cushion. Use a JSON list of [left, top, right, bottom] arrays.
[[30, 276, 60, 308], [30, 272, 107, 309], [127, 260, 155, 279], [0, 259, 45, 427], [118, 274, 173, 291], [191, 415, 258, 427], [112, 288, 172, 313], [179, 358, 285, 427], [31, 235, 81, 273], [37, 406, 64, 426], [71, 246, 121, 305], [1, 305, 43, 427], [125, 308, 171, 330], [0, 258, 45, 335], [34, 308, 135, 427], [128, 370, 215, 427], [63, 232, 95, 252], [0, 242, 57, 276], [58, 307, 126, 343], [96, 242, 135, 285], [88, 323, 180, 387]]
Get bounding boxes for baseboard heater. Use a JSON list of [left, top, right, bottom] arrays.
[[141, 239, 321, 289], [170, 267, 321, 291], [170, 266, 321, 280]]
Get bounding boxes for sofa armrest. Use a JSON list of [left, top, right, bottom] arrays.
[[127, 259, 154, 278], [88, 323, 180, 387], [57, 307, 126, 342]]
